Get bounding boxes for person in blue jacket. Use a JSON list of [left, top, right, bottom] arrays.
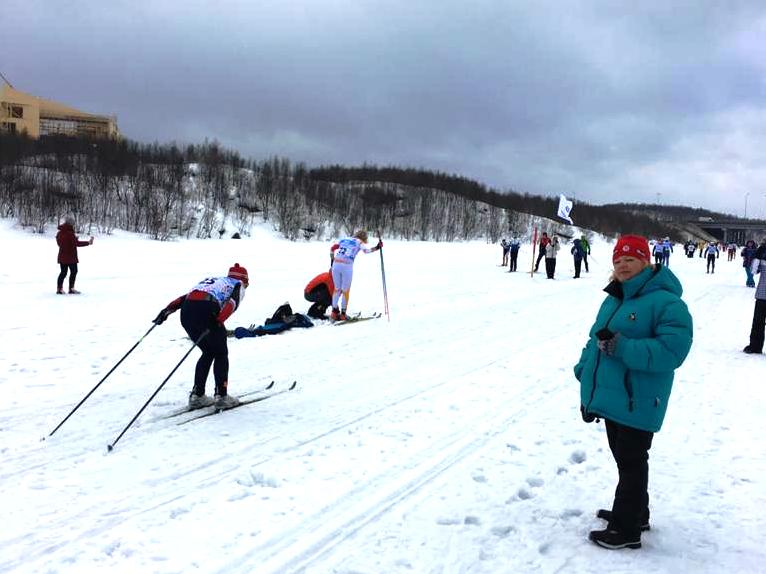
[[574, 235, 693, 550], [741, 240, 758, 288]]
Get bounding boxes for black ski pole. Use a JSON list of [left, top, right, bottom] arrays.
[[45, 323, 158, 439], [107, 330, 208, 452]]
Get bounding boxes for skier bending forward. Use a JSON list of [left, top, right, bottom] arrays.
[[330, 230, 382, 320]]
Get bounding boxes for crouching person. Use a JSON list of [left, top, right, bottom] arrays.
[[304, 271, 334, 319], [574, 235, 693, 550]]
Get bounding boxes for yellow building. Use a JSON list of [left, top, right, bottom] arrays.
[[0, 82, 120, 139]]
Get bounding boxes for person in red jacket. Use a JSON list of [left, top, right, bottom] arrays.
[[152, 263, 249, 410], [304, 271, 335, 319], [56, 216, 93, 294]]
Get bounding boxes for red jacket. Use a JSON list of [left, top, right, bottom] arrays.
[[56, 224, 90, 264], [304, 272, 334, 295]]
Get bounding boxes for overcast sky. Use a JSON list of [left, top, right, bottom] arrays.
[[4, 0, 766, 216]]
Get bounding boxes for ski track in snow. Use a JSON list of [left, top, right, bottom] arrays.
[[1, 224, 764, 574]]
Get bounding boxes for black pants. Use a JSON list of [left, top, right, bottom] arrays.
[[180, 300, 229, 396], [605, 419, 654, 538], [305, 285, 331, 319], [57, 263, 78, 290], [654, 254, 663, 265], [749, 299, 766, 352], [535, 250, 546, 271], [573, 258, 582, 278], [707, 254, 716, 273], [545, 258, 556, 279], [582, 253, 589, 272], [509, 250, 518, 272]]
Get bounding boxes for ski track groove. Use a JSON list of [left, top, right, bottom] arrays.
[[2, 273, 590, 572], [2, 306, 581, 571]]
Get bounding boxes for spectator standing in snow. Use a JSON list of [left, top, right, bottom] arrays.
[[741, 240, 757, 288], [534, 232, 551, 272], [152, 263, 250, 409], [744, 240, 766, 354], [571, 237, 586, 278], [580, 235, 591, 272], [705, 242, 719, 274], [330, 230, 382, 321], [501, 239, 510, 266], [508, 237, 521, 272], [575, 235, 693, 550], [304, 271, 335, 319], [727, 242, 737, 261], [544, 235, 560, 279], [56, 216, 93, 295], [661, 238, 673, 266]]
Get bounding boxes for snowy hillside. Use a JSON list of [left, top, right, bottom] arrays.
[[1, 221, 764, 574]]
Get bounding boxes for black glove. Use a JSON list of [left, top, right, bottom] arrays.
[[153, 308, 170, 325], [580, 404, 597, 423], [376, 239, 383, 250], [596, 329, 619, 356]]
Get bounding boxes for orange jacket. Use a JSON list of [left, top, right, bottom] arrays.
[[304, 272, 334, 295]]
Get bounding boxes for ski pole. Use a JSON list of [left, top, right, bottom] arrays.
[[378, 236, 390, 321], [45, 323, 158, 439], [107, 330, 208, 451]]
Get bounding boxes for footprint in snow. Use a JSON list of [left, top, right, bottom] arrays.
[[464, 516, 481, 526], [559, 508, 583, 519], [490, 525, 516, 538], [569, 450, 587, 464], [526, 477, 544, 488], [516, 488, 534, 500]]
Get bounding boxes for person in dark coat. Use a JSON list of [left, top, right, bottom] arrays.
[[304, 271, 335, 319], [153, 263, 249, 410], [571, 238, 586, 278], [574, 235, 693, 550], [580, 235, 591, 272], [508, 237, 521, 272], [743, 240, 766, 354], [56, 216, 93, 294]]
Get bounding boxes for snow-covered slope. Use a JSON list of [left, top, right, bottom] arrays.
[[1, 222, 763, 573]]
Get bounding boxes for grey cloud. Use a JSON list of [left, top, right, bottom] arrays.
[[4, 0, 766, 214]]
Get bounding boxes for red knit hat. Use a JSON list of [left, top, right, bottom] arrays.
[[613, 235, 651, 263], [228, 263, 249, 285]]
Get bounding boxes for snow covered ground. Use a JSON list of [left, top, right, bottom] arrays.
[[1, 220, 764, 574]]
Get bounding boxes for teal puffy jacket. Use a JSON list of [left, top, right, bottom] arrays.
[[574, 264, 693, 432]]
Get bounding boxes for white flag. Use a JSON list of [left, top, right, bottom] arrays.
[[557, 194, 574, 224]]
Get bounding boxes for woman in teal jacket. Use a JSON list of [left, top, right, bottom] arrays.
[[574, 235, 693, 550]]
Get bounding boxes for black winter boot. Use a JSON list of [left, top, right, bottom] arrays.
[[589, 528, 641, 550]]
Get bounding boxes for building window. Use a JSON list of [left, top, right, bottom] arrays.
[[10, 106, 23, 118], [1, 122, 17, 134]]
